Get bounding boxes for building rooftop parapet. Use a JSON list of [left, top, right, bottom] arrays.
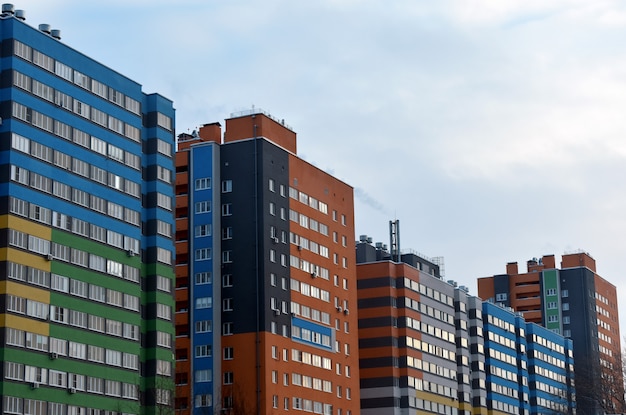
[[230, 107, 294, 132]]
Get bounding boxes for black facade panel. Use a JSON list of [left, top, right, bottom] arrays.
[[493, 274, 510, 306], [358, 296, 394, 309], [360, 376, 397, 388], [359, 336, 396, 349], [359, 356, 395, 369], [220, 138, 290, 335], [358, 316, 395, 329], [357, 276, 394, 289], [360, 397, 399, 409]]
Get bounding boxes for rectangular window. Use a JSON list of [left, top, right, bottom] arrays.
[[196, 320, 212, 333], [72, 159, 89, 177], [195, 272, 212, 285], [222, 180, 232, 193], [109, 88, 125, 106], [109, 172, 123, 191], [157, 112, 172, 130], [157, 166, 171, 183], [195, 248, 211, 261], [222, 203, 232, 216], [196, 297, 212, 309], [195, 224, 212, 237], [14, 39, 32, 60], [73, 70, 90, 88], [125, 96, 141, 114], [13, 71, 31, 91], [195, 177, 211, 190], [195, 201, 211, 213], [91, 107, 108, 127]]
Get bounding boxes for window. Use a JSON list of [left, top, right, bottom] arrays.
[[222, 250, 233, 263], [106, 320, 122, 336], [72, 70, 89, 90], [224, 347, 234, 360], [195, 201, 211, 213], [223, 274, 233, 287], [196, 320, 212, 333], [195, 178, 211, 190], [157, 166, 171, 183], [195, 248, 212, 261], [195, 272, 212, 285], [89, 315, 105, 332], [223, 298, 233, 311], [196, 345, 212, 358], [223, 372, 234, 385], [222, 180, 232, 193], [157, 112, 172, 130], [223, 322, 233, 335], [196, 297, 212, 309], [195, 394, 212, 408], [222, 226, 233, 239], [195, 224, 212, 237], [222, 203, 232, 216], [157, 192, 172, 210]]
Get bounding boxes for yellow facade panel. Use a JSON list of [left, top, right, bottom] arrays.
[[4, 214, 52, 239], [0, 313, 49, 336], [1, 280, 50, 303]]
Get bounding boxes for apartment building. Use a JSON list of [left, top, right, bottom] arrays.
[[356, 237, 575, 415], [175, 110, 360, 415], [478, 252, 622, 415], [0, 4, 176, 415]]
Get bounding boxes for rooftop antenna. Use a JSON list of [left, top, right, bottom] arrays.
[[389, 219, 400, 263]]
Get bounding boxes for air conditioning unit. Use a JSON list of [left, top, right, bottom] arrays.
[[311, 272, 317, 278], [272, 237, 279, 244], [31, 381, 39, 389], [49, 352, 58, 360], [343, 308, 349, 315], [127, 249, 136, 257], [68, 387, 76, 394], [273, 309, 280, 316], [336, 306, 342, 312], [290, 311, 296, 316], [46, 254, 53, 261]]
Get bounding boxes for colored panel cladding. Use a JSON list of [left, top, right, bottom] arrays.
[[541, 269, 561, 331], [291, 317, 334, 351], [189, 142, 219, 415], [0, 10, 175, 415]]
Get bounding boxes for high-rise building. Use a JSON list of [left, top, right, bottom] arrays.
[[0, 5, 176, 415], [478, 252, 623, 415], [356, 233, 575, 415], [356, 236, 460, 415], [175, 110, 360, 415]]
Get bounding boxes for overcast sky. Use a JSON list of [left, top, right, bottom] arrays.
[[20, 1, 626, 334]]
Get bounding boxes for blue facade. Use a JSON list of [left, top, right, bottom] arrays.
[[482, 302, 575, 415], [188, 142, 220, 415], [1, 9, 175, 414], [526, 324, 575, 414], [483, 303, 529, 415]]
